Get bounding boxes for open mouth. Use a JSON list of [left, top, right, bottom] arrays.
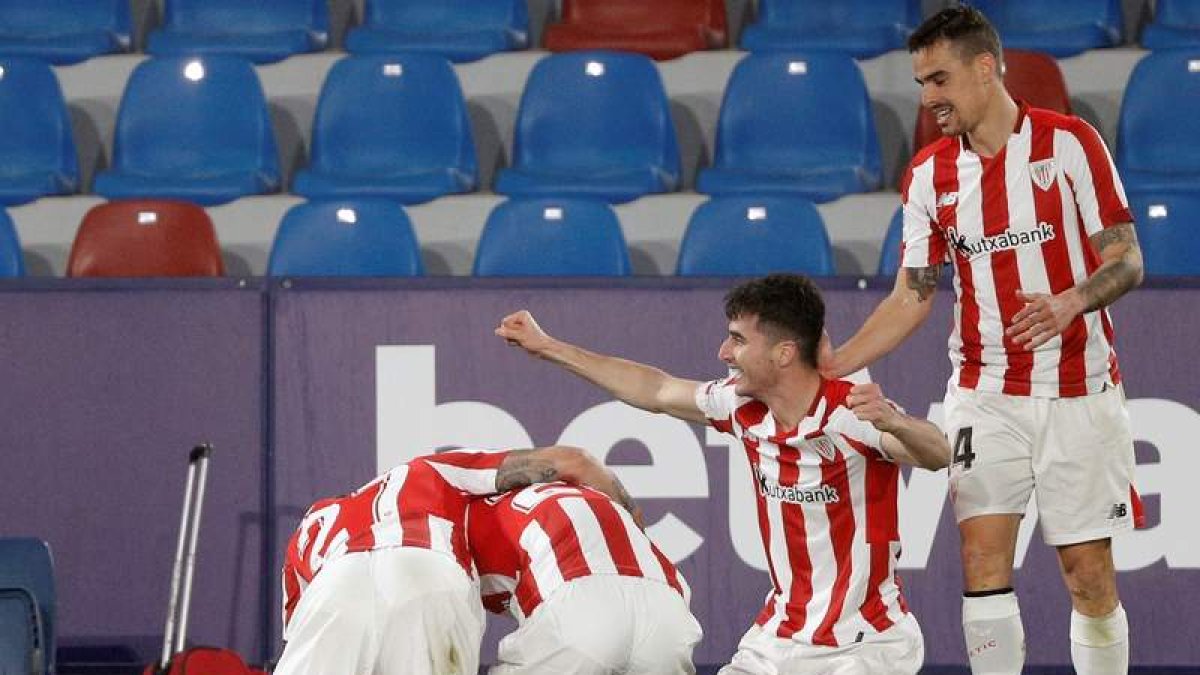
[[933, 104, 954, 126]]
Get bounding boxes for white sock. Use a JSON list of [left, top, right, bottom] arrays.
[[1070, 604, 1129, 675], [962, 590, 1025, 675]]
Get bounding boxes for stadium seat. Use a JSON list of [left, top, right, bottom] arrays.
[[292, 55, 477, 204], [494, 51, 680, 204], [971, 0, 1122, 57], [0, 0, 131, 65], [93, 57, 280, 206], [473, 199, 631, 276], [1117, 51, 1200, 195], [676, 197, 834, 276], [0, 57, 79, 206], [1128, 193, 1200, 275], [878, 207, 904, 277], [66, 200, 225, 277], [914, 49, 1072, 151], [267, 200, 424, 276], [1143, 0, 1200, 50], [543, 0, 727, 61], [147, 0, 330, 64], [0, 537, 55, 675], [741, 0, 921, 60], [0, 589, 41, 675], [345, 0, 529, 63], [697, 53, 882, 203], [0, 208, 24, 277]]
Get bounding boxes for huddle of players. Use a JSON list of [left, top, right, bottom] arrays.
[[275, 446, 702, 675]]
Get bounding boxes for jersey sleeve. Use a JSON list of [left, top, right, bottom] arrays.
[[1059, 117, 1133, 235], [420, 448, 510, 495], [694, 377, 740, 434], [899, 157, 949, 269]]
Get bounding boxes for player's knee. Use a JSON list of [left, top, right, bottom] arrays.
[[960, 545, 1013, 589]]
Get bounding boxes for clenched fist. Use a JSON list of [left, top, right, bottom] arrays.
[[846, 382, 902, 433], [495, 310, 555, 356]]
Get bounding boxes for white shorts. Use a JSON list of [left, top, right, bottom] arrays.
[[490, 575, 702, 675], [275, 547, 484, 675], [943, 383, 1138, 546], [717, 613, 923, 675]]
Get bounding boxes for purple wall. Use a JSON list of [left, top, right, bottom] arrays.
[[1, 280, 1196, 668], [0, 283, 266, 659]]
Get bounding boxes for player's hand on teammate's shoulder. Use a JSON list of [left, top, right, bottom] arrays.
[[846, 382, 902, 433], [496, 309, 554, 355]]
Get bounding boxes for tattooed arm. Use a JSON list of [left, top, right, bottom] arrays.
[[1008, 223, 1143, 349], [819, 264, 942, 378], [495, 446, 641, 524]]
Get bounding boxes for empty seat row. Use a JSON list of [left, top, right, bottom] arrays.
[[1, 0, 1193, 67], [0, 52, 883, 206], [8, 48, 1200, 209], [2, 197, 836, 278], [4, 192, 1198, 280]]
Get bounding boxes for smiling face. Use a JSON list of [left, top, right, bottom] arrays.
[[912, 39, 1000, 138], [717, 313, 791, 399]]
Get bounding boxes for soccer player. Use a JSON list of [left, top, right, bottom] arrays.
[[468, 482, 702, 674], [820, 7, 1145, 674], [496, 274, 950, 674], [275, 445, 636, 675]]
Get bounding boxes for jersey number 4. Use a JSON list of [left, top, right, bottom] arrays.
[[952, 427, 976, 470]]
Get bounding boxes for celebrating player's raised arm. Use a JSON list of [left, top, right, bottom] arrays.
[[496, 310, 707, 424]]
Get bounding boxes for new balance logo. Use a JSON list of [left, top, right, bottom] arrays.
[[1109, 503, 1128, 519]]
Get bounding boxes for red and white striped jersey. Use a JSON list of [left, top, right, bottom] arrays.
[[467, 482, 689, 622], [281, 448, 509, 628], [900, 103, 1131, 398], [696, 377, 908, 648]]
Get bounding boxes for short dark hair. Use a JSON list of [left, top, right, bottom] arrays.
[[908, 5, 1002, 65], [724, 274, 825, 367]]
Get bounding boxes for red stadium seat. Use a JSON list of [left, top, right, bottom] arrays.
[[543, 0, 726, 61], [67, 200, 224, 277], [913, 49, 1072, 152]]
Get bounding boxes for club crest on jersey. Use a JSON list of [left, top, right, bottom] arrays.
[[1029, 159, 1057, 191], [806, 435, 839, 462]]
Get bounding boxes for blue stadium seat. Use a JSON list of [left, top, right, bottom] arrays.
[[1143, 0, 1200, 49], [0, 57, 79, 206], [0, 589, 42, 675], [0, 0, 131, 65], [0, 207, 25, 277], [93, 57, 281, 206], [972, 0, 1122, 57], [346, 0, 529, 63], [676, 197, 834, 276], [1128, 193, 1200, 275], [697, 53, 882, 203], [1117, 52, 1200, 195], [494, 51, 680, 204], [268, 200, 424, 276], [292, 55, 477, 204], [473, 199, 631, 276], [878, 207, 904, 277], [0, 538, 55, 675], [741, 0, 921, 59], [147, 0, 330, 64]]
